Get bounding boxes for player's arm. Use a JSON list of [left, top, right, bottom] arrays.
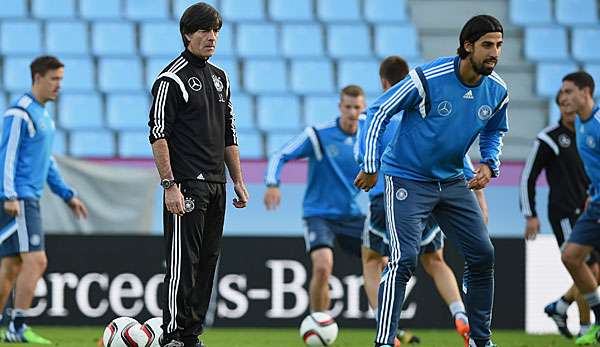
[[0, 109, 27, 217], [148, 77, 184, 215], [46, 156, 87, 219], [264, 128, 315, 210]]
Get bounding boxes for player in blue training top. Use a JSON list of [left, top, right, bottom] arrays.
[[0, 56, 88, 344], [355, 15, 508, 347], [264, 85, 365, 313], [558, 71, 600, 345]]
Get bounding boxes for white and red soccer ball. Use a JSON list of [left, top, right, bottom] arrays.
[[299, 312, 339, 346], [103, 317, 163, 347]]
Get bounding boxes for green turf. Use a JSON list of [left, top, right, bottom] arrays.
[[0, 327, 583, 347]]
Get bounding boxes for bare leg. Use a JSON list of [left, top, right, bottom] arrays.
[[14, 251, 47, 310], [361, 246, 387, 310], [420, 249, 462, 305], [0, 256, 22, 313], [309, 248, 333, 312]]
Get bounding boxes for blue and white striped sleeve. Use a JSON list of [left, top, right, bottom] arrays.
[[479, 92, 509, 177], [354, 115, 366, 165], [361, 72, 422, 173], [46, 157, 74, 202], [264, 128, 317, 187], [1, 109, 29, 200]]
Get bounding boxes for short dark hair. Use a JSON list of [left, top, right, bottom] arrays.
[[340, 85, 365, 99], [179, 2, 223, 48], [457, 15, 503, 59], [379, 56, 409, 86], [30, 56, 64, 83], [563, 71, 595, 97]]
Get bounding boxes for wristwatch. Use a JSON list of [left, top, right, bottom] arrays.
[[161, 179, 175, 190]]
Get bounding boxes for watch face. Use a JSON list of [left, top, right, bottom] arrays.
[[162, 180, 172, 188]]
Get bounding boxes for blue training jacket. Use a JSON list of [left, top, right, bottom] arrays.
[[576, 105, 600, 204]]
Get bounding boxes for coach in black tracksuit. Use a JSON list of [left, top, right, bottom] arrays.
[[147, 4, 249, 347]]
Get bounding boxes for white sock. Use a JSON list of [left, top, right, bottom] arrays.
[[556, 298, 571, 315], [449, 301, 466, 317], [580, 324, 591, 335]]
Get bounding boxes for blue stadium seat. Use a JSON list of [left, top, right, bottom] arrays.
[[548, 99, 560, 125], [79, 0, 121, 19], [525, 27, 569, 61], [237, 131, 263, 158], [556, 0, 598, 26], [243, 59, 287, 94], [0, 0, 27, 18], [573, 28, 600, 63], [317, 0, 361, 22], [509, 0, 552, 26], [209, 58, 240, 92], [92, 21, 136, 56], [3, 57, 35, 92], [53, 130, 66, 155], [0, 94, 6, 115], [107, 93, 150, 130], [221, 0, 264, 21], [70, 130, 115, 157], [237, 23, 278, 58], [338, 60, 380, 94], [231, 93, 254, 130], [32, 0, 75, 19], [118, 131, 152, 158], [290, 60, 335, 94], [145, 57, 172, 90], [304, 95, 339, 125], [257, 95, 301, 131], [269, 0, 313, 21], [364, 0, 408, 23], [140, 21, 180, 57], [61, 58, 95, 91], [375, 25, 420, 59], [173, 0, 218, 19], [327, 24, 370, 58], [1, 21, 42, 55], [266, 132, 302, 155], [58, 93, 103, 130], [536, 62, 578, 97], [98, 58, 143, 92], [46, 21, 88, 56], [125, 0, 169, 20], [281, 24, 324, 58], [585, 64, 600, 97]]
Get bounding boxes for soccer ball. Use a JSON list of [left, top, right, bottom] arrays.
[[141, 317, 163, 347], [299, 312, 339, 346], [103, 317, 148, 347]]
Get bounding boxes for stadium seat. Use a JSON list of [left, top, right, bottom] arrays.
[[364, 0, 408, 23], [46, 21, 88, 56], [79, 0, 121, 19], [3, 57, 35, 92], [140, 21, 181, 57], [525, 27, 569, 61], [125, 0, 169, 20], [281, 24, 324, 58], [118, 131, 152, 158], [221, 0, 264, 21], [58, 93, 103, 130], [509, 0, 552, 26], [237, 131, 263, 158], [32, 0, 75, 19], [106, 93, 150, 130], [536, 62, 578, 98], [53, 130, 66, 155], [98, 58, 144, 92], [556, 0, 598, 26], [327, 24, 371, 58], [237, 23, 278, 58], [174, 0, 218, 19], [216, 23, 235, 57], [257, 95, 301, 131], [0, 94, 6, 115], [375, 25, 420, 59], [304, 95, 340, 125], [317, 0, 361, 22], [70, 130, 116, 157], [290, 60, 335, 94], [338, 60, 380, 94], [266, 132, 302, 155], [548, 99, 560, 125], [572, 28, 600, 63], [243, 59, 287, 94], [231, 93, 254, 130], [1, 21, 42, 55], [269, 0, 313, 21], [209, 58, 240, 92], [145, 57, 173, 90], [91, 21, 136, 56], [60, 58, 95, 91], [585, 64, 600, 97], [0, 0, 27, 18]]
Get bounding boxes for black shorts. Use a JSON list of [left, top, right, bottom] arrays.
[[549, 210, 598, 264]]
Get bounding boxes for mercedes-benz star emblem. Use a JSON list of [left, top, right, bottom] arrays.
[[188, 77, 202, 91], [437, 101, 452, 116]]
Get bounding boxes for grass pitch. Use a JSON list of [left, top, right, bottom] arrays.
[[0, 327, 580, 347]]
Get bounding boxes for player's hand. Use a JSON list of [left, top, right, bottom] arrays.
[[264, 187, 281, 210], [468, 164, 492, 190], [525, 216, 540, 240], [165, 185, 185, 216], [67, 197, 88, 219], [354, 171, 378, 192], [233, 181, 249, 208], [4, 200, 19, 217]]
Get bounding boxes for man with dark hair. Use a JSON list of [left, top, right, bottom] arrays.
[[148, 3, 249, 347], [264, 85, 366, 314], [0, 55, 88, 344], [520, 89, 594, 339], [558, 71, 600, 345], [355, 15, 508, 347]]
